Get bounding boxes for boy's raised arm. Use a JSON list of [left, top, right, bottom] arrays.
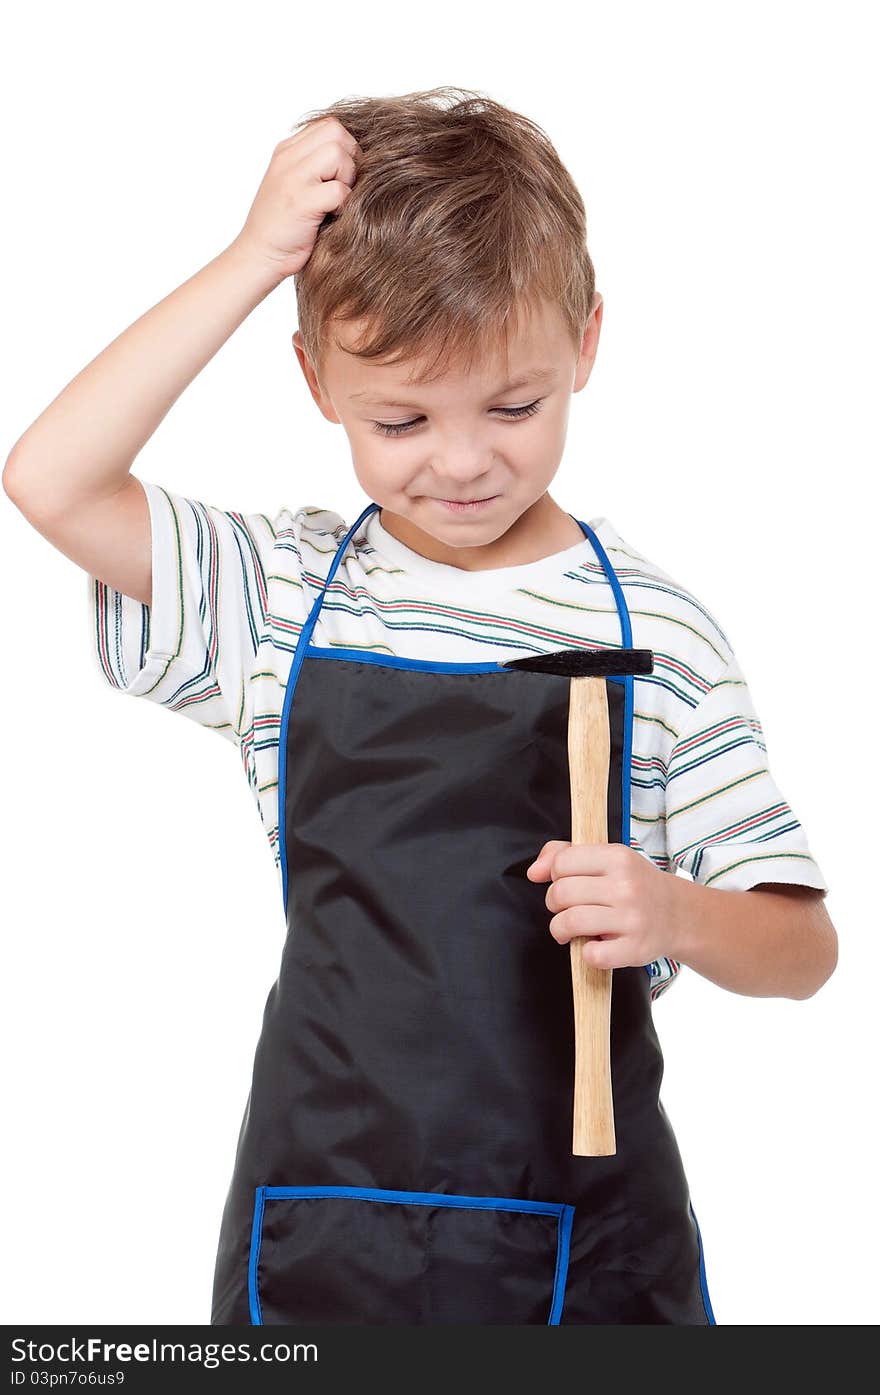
[[3, 246, 284, 605], [2, 119, 362, 607]]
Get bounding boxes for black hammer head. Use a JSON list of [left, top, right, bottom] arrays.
[[501, 647, 654, 678]]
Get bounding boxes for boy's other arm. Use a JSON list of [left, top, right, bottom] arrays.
[[669, 879, 838, 1001], [2, 241, 285, 607], [529, 842, 838, 1001]]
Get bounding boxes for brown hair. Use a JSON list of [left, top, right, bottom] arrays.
[[289, 86, 597, 386]]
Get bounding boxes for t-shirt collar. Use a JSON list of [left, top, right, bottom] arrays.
[[364, 507, 611, 598]]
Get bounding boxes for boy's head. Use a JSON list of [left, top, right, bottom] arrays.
[[289, 87, 603, 567]]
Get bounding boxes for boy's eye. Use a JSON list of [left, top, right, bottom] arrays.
[[371, 398, 545, 438]]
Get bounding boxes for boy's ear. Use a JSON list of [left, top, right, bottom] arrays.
[[291, 329, 310, 380], [573, 293, 604, 394], [292, 331, 340, 424]]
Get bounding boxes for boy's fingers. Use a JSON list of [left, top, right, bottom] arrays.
[[546, 874, 615, 912], [526, 840, 571, 879], [582, 937, 621, 970]]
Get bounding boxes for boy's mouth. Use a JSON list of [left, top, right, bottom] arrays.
[[432, 496, 499, 513]]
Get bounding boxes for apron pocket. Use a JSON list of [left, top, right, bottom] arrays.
[[249, 1184, 575, 1325]]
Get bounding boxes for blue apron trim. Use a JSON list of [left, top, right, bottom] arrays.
[[277, 502, 644, 975], [247, 1184, 267, 1325], [573, 517, 636, 854], [277, 501, 378, 911], [306, 649, 523, 674], [304, 645, 628, 681], [551, 1198, 576, 1324], [689, 1201, 718, 1324], [248, 1184, 576, 1326]]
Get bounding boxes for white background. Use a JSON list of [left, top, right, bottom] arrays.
[[1, 0, 876, 1326]]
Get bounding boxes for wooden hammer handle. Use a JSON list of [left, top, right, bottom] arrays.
[[567, 674, 617, 1156]]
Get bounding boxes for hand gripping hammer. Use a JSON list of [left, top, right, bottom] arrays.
[[501, 645, 655, 1157]]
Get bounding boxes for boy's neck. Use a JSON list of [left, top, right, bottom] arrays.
[[378, 493, 586, 572]]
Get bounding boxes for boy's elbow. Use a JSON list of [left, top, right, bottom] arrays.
[[793, 901, 838, 999]]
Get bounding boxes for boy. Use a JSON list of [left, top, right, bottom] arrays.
[[4, 87, 836, 1325]]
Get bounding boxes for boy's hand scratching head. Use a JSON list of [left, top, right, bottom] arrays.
[[233, 117, 363, 282]]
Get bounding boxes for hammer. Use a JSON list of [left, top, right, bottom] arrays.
[[501, 646, 654, 1157]]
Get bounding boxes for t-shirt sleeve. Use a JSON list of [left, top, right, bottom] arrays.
[[665, 651, 829, 895], [87, 477, 280, 746]]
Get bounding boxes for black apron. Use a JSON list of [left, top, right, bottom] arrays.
[[210, 501, 717, 1326]]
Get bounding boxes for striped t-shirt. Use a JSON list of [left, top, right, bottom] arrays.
[[88, 479, 829, 1001]]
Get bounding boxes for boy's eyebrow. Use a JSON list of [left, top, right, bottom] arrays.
[[349, 367, 558, 408]]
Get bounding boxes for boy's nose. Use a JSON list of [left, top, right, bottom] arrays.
[[430, 463, 496, 489]]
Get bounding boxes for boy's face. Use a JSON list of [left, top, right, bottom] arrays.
[[292, 294, 603, 569]]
